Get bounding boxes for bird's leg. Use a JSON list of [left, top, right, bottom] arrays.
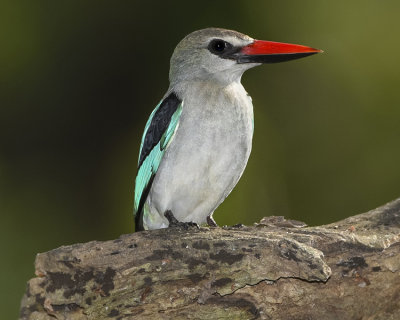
[[164, 210, 180, 225], [164, 210, 199, 230], [206, 215, 218, 227]]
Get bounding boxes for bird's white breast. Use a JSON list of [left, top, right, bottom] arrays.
[[144, 80, 254, 229]]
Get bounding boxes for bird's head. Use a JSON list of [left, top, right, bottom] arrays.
[[169, 28, 321, 86]]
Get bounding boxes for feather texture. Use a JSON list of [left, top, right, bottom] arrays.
[[134, 92, 183, 230]]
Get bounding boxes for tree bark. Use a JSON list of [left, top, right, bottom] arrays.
[[20, 198, 400, 320]]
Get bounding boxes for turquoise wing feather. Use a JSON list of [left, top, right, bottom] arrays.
[[134, 93, 183, 230]]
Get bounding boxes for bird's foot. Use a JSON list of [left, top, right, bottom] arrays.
[[164, 210, 179, 225], [164, 210, 199, 230], [206, 215, 218, 227]]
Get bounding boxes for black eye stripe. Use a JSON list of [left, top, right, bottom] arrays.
[[207, 39, 242, 60], [208, 39, 233, 55]]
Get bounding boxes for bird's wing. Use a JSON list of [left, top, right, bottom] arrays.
[[134, 92, 183, 230]]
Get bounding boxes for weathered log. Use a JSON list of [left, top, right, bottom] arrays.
[[20, 198, 400, 320]]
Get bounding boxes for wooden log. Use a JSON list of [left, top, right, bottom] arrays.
[[20, 198, 400, 319]]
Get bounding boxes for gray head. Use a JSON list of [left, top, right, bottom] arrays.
[[169, 27, 321, 86], [169, 28, 254, 86]]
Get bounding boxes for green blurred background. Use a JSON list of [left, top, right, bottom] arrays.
[[2, 1, 400, 318]]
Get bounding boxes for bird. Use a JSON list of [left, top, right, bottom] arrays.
[[134, 27, 321, 231]]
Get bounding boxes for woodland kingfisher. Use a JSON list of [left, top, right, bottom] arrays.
[[134, 28, 321, 231]]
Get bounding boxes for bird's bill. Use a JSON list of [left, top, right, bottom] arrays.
[[237, 40, 322, 64]]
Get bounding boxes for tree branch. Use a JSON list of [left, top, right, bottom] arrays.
[[20, 198, 400, 319]]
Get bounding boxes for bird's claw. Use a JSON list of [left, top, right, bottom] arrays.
[[164, 210, 200, 230]]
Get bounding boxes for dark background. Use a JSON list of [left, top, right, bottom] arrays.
[[2, 1, 400, 318]]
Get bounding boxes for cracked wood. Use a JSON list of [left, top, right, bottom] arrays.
[[20, 198, 400, 319]]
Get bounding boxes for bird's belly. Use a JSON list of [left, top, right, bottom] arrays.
[[143, 81, 254, 229], [147, 113, 252, 228]]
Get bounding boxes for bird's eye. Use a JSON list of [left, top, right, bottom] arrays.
[[208, 39, 232, 55]]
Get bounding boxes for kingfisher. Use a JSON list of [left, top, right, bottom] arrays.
[[134, 28, 321, 231]]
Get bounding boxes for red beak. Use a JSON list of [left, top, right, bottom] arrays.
[[237, 40, 322, 64]]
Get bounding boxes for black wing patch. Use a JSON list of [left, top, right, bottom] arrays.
[[138, 92, 182, 168]]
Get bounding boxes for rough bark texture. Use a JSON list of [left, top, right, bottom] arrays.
[[20, 198, 400, 320]]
